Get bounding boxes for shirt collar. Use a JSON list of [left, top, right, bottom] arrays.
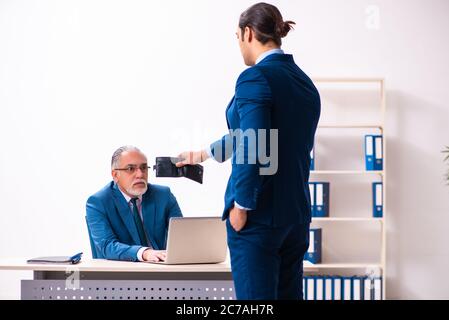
[[255, 48, 284, 64], [116, 184, 142, 204]]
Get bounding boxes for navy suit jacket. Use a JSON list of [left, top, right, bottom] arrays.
[[85, 181, 182, 261], [210, 53, 320, 227]]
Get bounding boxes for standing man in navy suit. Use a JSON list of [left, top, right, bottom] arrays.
[[177, 2, 320, 299], [86, 146, 182, 262]]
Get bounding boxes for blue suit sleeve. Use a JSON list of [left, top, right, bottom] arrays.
[[232, 67, 272, 209], [86, 196, 141, 261], [210, 134, 233, 163]]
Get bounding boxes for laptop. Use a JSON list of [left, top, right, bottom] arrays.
[[150, 217, 227, 265]]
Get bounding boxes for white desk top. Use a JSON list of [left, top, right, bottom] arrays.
[[0, 258, 377, 273], [0, 258, 232, 273]]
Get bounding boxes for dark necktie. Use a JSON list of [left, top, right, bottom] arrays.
[[130, 198, 148, 247]]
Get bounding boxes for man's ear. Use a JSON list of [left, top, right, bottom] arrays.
[[112, 169, 118, 183], [238, 28, 244, 42], [245, 26, 253, 42]]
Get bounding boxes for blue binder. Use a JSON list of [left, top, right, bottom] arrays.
[[305, 276, 316, 300], [333, 276, 342, 300], [302, 276, 307, 300], [304, 228, 322, 264], [372, 182, 383, 217], [365, 135, 383, 170], [308, 182, 330, 217], [308, 182, 316, 217], [316, 276, 325, 300], [352, 276, 363, 300], [374, 135, 383, 170], [324, 276, 333, 300], [363, 277, 373, 300], [315, 182, 330, 217], [373, 276, 383, 300], [310, 148, 315, 170], [342, 276, 353, 300]]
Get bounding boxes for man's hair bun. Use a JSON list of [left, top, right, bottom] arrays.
[[278, 20, 295, 38]]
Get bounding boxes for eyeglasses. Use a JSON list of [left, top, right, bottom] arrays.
[[114, 164, 149, 174]]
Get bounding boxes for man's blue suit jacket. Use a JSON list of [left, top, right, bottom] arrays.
[[86, 181, 182, 261], [211, 53, 321, 227]]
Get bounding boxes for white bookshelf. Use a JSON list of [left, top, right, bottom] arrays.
[[309, 77, 387, 299]]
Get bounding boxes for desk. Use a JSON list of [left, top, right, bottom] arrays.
[[0, 259, 235, 300]]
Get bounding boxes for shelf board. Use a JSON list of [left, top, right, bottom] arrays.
[[304, 263, 382, 270], [310, 170, 384, 175], [312, 217, 383, 222], [312, 77, 384, 83], [318, 124, 383, 129]]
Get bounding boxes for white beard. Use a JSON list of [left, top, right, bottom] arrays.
[[126, 183, 148, 197]]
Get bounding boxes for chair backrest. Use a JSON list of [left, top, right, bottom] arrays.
[[85, 216, 98, 259]]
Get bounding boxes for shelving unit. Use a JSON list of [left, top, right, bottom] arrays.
[[308, 77, 386, 299]]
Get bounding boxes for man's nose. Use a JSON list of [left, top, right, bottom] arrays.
[[135, 169, 144, 177], [136, 168, 147, 178]]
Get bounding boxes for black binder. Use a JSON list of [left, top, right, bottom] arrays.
[[153, 157, 203, 184], [27, 252, 83, 264]]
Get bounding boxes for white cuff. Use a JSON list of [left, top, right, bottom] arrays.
[[137, 247, 149, 262], [234, 201, 252, 211]]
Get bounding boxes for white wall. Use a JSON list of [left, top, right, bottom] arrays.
[[1, 0, 449, 299]]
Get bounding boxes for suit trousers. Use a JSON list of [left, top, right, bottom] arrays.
[[226, 217, 310, 300]]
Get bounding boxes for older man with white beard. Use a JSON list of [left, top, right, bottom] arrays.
[[86, 146, 182, 262]]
